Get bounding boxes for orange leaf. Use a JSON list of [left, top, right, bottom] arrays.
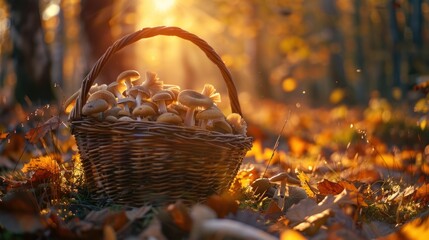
[[280, 229, 306, 240], [167, 201, 192, 232], [0, 132, 8, 139], [317, 179, 344, 195], [414, 183, 429, 201], [205, 193, 238, 218], [25, 116, 62, 144]]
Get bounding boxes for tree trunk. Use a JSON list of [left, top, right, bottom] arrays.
[[80, 0, 128, 84], [353, 0, 369, 105], [322, 0, 353, 104], [6, 0, 56, 105], [388, 0, 402, 99]]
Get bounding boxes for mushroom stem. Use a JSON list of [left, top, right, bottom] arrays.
[[158, 100, 167, 114], [192, 219, 277, 240], [184, 108, 195, 127]]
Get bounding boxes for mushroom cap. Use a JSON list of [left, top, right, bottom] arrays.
[[250, 178, 272, 196], [104, 106, 122, 117], [152, 89, 174, 102], [89, 83, 107, 94], [143, 71, 164, 95], [117, 70, 140, 84], [226, 113, 247, 135], [107, 82, 127, 96], [105, 115, 118, 122], [201, 84, 221, 103], [118, 109, 131, 117], [269, 172, 301, 185], [82, 99, 109, 116], [118, 96, 136, 107], [209, 119, 233, 134], [178, 90, 213, 109], [87, 90, 117, 107], [133, 105, 156, 118], [128, 86, 150, 99], [156, 112, 183, 125], [196, 107, 224, 121], [118, 116, 134, 121], [141, 100, 159, 113]]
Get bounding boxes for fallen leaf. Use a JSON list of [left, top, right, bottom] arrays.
[[379, 216, 429, 240], [103, 225, 117, 240], [0, 132, 9, 139], [293, 209, 333, 235], [0, 191, 48, 233], [25, 116, 62, 144], [297, 171, 316, 198], [280, 229, 306, 240], [414, 183, 429, 202], [286, 190, 355, 227], [318, 179, 344, 195], [205, 193, 238, 218]]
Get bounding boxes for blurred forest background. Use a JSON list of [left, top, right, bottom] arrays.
[[0, 0, 429, 111]]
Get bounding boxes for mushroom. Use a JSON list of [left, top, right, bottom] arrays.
[[104, 106, 122, 117], [195, 106, 225, 129], [142, 71, 163, 96], [105, 115, 118, 122], [189, 205, 277, 240], [156, 112, 183, 125], [226, 113, 248, 135], [87, 90, 117, 108], [128, 86, 150, 107], [107, 82, 127, 100], [117, 70, 140, 93], [201, 83, 221, 104], [132, 105, 156, 121], [63, 84, 105, 113], [82, 99, 109, 120], [118, 116, 134, 121], [208, 119, 232, 134], [152, 90, 174, 114], [177, 90, 213, 127], [117, 97, 136, 116], [250, 178, 273, 197]]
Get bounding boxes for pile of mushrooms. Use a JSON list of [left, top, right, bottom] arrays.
[[66, 70, 247, 135]]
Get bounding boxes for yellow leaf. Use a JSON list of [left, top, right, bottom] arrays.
[[297, 171, 315, 198], [280, 229, 306, 240]]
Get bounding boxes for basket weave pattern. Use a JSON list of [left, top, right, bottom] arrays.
[[70, 26, 252, 206]]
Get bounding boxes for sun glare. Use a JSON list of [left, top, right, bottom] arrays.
[[153, 0, 176, 12]]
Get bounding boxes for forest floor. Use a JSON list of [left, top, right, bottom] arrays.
[[1, 96, 429, 240]]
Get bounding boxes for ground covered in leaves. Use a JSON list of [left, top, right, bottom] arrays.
[[1, 96, 429, 240]]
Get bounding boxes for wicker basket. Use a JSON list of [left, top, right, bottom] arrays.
[[69, 26, 253, 206]]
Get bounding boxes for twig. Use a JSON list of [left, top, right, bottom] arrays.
[[261, 110, 291, 178]]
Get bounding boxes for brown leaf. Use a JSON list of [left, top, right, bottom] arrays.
[[293, 209, 333, 236], [414, 183, 429, 202], [264, 200, 283, 220], [379, 216, 429, 240], [167, 201, 192, 232], [318, 179, 344, 195], [0, 191, 48, 233], [25, 116, 62, 143], [205, 193, 238, 218]]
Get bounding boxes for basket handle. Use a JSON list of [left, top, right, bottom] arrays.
[[70, 26, 242, 120]]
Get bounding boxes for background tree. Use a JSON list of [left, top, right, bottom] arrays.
[[6, 0, 56, 105]]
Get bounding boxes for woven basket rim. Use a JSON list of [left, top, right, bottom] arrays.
[[71, 117, 253, 147]]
